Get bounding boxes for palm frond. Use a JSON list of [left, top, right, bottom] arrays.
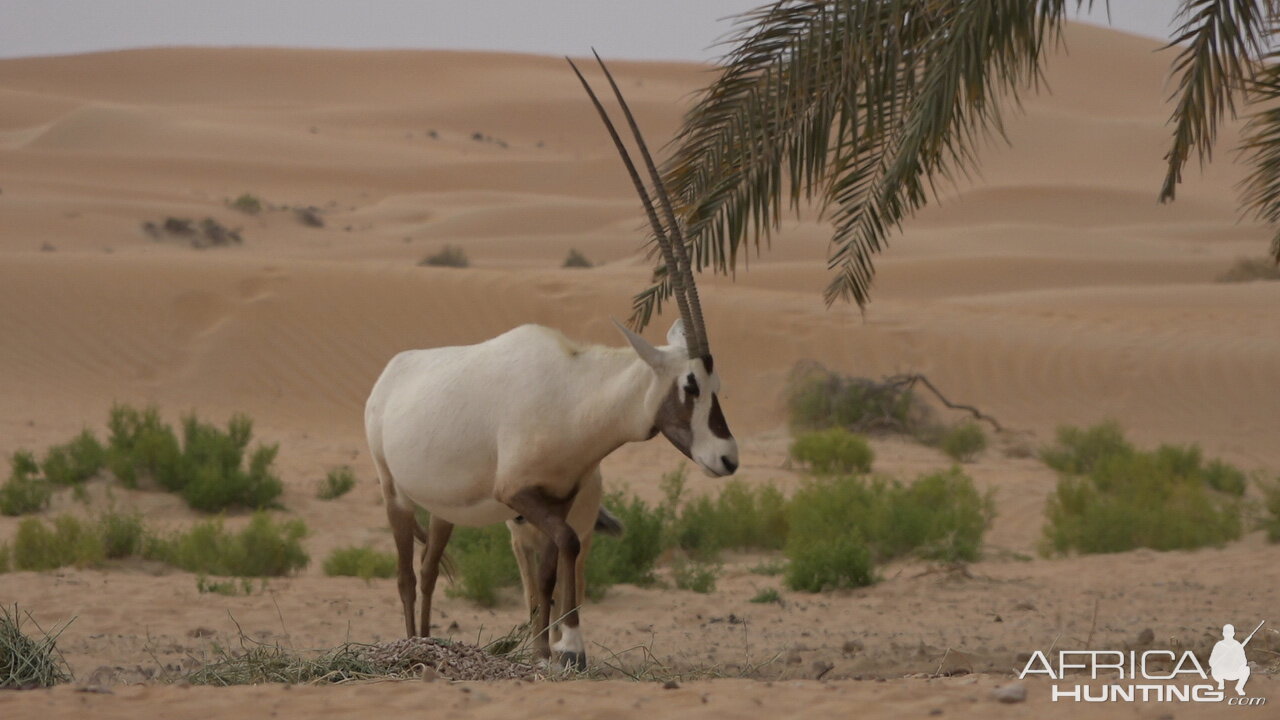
[[630, 0, 1075, 328], [1159, 0, 1274, 202], [1239, 51, 1280, 263]]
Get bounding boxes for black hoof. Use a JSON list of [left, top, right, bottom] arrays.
[[556, 650, 587, 672]]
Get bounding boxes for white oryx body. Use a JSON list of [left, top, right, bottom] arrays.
[[368, 325, 678, 528], [365, 54, 739, 670]]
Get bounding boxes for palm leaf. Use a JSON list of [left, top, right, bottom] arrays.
[[1159, 0, 1274, 203]]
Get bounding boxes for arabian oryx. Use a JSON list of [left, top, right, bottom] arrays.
[[364, 53, 738, 670]]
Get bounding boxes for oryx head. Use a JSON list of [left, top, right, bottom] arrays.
[[615, 317, 738, 477], [571, 51, 739, 478]]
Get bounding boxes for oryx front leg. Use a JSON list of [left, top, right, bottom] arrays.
[[502, 487, 585, 671]]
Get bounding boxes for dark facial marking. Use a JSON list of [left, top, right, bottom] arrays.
[[708, 395, 732, 439], [684, 373, 700, 398], [700, 355, 714, 374], [652, 381, 695, 458]]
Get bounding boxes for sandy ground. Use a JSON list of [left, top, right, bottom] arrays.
[[1, 22, 1278, 717]]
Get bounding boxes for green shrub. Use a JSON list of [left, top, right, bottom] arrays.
[[750, 588, 781, 604], [146, 513, 308, 577], [562, 249, 593, 268], [1042, 446, 1243, 556], [323, 546, 396, 580], [1262, 479, 1280, 543], [1, 604, 73, 689], [107, 405, 282, 511], [445, 524, 520, 607], [1039, 421, 1132, 475], [891, 469, 994, 562], [671, 559, 718, 593], [1, 452, 51, 516], [666, 477, 790, 558], [586, 491, 666, 594], [230, 193, 263, 215], [40, 430, 106, 485], [789, 429, 874, 475], [786, 363, 921, 433], [420, 245, 469, 268], [785, 469, 992, 592], [1202, 459, 1248, 496], [940, 422, 986, 462], [177, 415, 283, 512], [106, 404, 182, 489], [13, 516, 105, 571], [317, 466, 357, 500], [97, 510, 147, 559]]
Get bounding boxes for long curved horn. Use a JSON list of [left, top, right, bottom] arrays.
[[589, 50, 710, 358], [566, 57, 697, 349]]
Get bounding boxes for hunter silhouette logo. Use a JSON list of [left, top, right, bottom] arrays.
[[1210, 621, 1264, 697], [1019, 619, 1267, 705]]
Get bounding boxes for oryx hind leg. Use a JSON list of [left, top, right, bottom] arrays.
[[418, 515, 454, 638], [375, 453, 419, 638]]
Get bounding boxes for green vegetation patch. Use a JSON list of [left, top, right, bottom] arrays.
[[789, 428, 874, 475], [317, 466, 357, 500], [1041, 423, 1245, 555], [785, 468, 992, 592], [445, 524, 520, 608], [107, 404, 283, 512], [323, 546, 396, 580], [940, 421, 987, 462], [1, 452, 52, 516], [147, 513, 309, 577]]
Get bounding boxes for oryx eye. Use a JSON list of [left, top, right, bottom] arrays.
[[683, 374, 700, 398]]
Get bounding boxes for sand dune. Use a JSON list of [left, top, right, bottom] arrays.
[[1, 21, 1278, 718]]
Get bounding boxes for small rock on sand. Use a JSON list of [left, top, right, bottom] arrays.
[[991, 682, 1027, 703]]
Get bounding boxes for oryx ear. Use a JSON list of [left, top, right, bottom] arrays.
[[666, 318, 687, 348], [612, 318, 665, 370]]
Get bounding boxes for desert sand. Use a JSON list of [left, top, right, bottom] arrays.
[[1, 22, 1278, 717]]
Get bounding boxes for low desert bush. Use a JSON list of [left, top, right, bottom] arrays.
[[1, 452, 51, 516], [323, 546, 396, 580], [789, 429, 874, 475], [445, 524, 520, 607], [940, 422, 987, 462], [666, 476, 789, 558], [40, 430, 106, 486], [0, 605, 73, 689], [1262, 479, 1280, 543], [316, 466, 357, 500], [786, 362, 924, 434], [586, 491, 666, 594], [1039, 421, 1132, 475], [230, 193, 263, 215], [184, 640, 385, 686], [750, 588, 782, 604], [562, 249, 593, 268], [1217, 257, 1280, 282], [1041, 424, 1245, 555], [107, 405, 282, 511], [420, 245, 469, 268], [784, 469, 992, 592], [671, 559, 718, 594], [146, 513, 308, 577], [12, 516, 105, 571], [97, 509, 147, 559]]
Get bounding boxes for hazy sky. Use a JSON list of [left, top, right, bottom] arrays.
[[0, 1, 1180, 61]]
